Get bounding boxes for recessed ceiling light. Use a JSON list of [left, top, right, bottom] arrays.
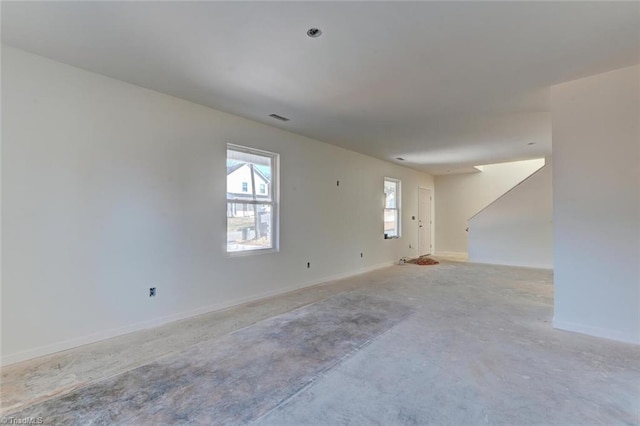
[[396, 157, 405, 161], [269, 114, 290, 122], [307, 28, 322, 38]]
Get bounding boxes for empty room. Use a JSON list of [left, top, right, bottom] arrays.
[[1, 1, 639, 425]]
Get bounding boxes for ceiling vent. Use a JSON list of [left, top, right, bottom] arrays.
[[269, 114, 290, 122]]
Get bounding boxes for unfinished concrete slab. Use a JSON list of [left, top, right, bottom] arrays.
[[2, 261, 638, 425], [6, 294, 412, 424]]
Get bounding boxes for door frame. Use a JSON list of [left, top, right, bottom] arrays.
[[418, 186, 432, 256]]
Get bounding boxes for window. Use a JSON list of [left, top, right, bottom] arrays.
[[384, 178, 401, 238], [227, 145, 278, 253]]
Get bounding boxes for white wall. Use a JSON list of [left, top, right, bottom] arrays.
[[468, 163, 553, 269], [551, 65, 639, 344], [1, 46, 434, 364], [434, 159, 545, 256]]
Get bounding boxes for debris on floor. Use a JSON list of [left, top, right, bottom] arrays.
[[406, 256, 439, 266]]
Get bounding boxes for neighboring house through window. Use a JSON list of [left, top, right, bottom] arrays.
[[226, 144, 278, 253], [384, 178, 401, 238]]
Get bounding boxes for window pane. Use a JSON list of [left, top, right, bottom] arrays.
[[384, 209, 398, 237], [227, 149, 272, 202], [384, 180, 397, 208], [227, 145, 278, 254], [227, 202, 272, 252]]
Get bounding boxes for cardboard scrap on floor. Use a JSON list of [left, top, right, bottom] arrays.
[[406, 256, 439, 266]]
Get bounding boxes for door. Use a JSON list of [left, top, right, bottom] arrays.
[[418, 187, 432, 256]]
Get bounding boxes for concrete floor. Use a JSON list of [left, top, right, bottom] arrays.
[[2, 261, 639, 425]]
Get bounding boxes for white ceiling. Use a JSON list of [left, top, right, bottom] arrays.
[[2, 1, 639, 174]]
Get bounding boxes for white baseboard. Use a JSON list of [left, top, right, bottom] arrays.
[[553, 319, 640, 345], [0, 262, 394, 367], [433, 251, 468, 261], [467, 257, 553, 270]]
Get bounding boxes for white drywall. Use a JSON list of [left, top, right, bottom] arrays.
[[468, 163, 553, 269], [1, 46, 434, 364], [434, 159, 545, 256], [551, 65, 640, 344]]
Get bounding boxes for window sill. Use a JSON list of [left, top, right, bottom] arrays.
[[226, 247, 279, 258]]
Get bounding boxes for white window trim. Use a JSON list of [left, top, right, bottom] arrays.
[[226, 144, 279, 256], [384, 177, 401, 239]]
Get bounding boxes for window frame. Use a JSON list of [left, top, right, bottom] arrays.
[[226, 144, 279, 256], [383, 177, 401, 239]]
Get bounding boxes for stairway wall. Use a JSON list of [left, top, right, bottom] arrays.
[[468, 163, 553, 269], [434, 159, 545, 257]]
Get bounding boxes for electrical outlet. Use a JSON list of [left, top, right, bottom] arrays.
[[307, 262, 310, 268], [409, 244, 412, 249], [360, 253, 363, 258], [149, 287, 156, 297]]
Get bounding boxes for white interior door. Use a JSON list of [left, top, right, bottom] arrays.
[[418, 187, 432, 256]]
